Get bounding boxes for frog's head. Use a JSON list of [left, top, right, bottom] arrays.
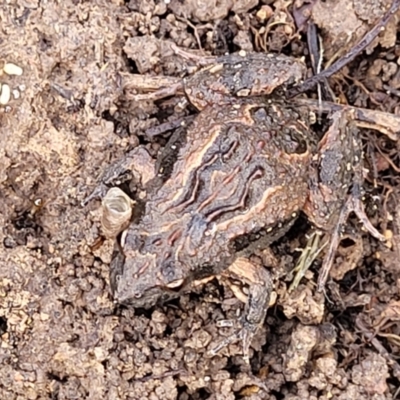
[[110, 227, 187, 308]]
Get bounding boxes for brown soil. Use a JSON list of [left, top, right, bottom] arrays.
[[1, 1, 400, 399]]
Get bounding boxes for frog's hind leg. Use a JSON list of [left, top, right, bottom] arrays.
[[316, 116, 386, 291], [317, 167, 386, 291], [209, 257, 273, 363], [302, 110, 386, 291]]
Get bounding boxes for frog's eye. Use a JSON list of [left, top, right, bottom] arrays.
[[161, 261, 184, 289]]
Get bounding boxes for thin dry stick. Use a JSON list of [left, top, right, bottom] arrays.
[[287, 0, 400, 98], [293, 98, 400, 140]]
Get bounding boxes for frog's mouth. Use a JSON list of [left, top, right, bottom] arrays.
[[114, 284, 181, 309], [110, 256, 182, 308], [114, 286, 160, 308]]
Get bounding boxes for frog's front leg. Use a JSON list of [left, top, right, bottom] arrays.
[[209, 257, 273, 363], [82, 146, 156, 207], [82, 147, 158, 243], [303, 111, 385, 291]]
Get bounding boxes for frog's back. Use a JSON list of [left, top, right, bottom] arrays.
[[143, 99, 313, 269]]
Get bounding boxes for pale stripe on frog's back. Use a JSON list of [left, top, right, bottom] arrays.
[[148, 103, 257, 215]]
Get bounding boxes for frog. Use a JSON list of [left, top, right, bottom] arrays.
[[108, 49, 386, 360]]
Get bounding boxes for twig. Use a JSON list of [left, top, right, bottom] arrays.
[[356, 316, 400, 377], [133, 369, 186, 382], [287, 0, 400, 98], [307, 22, 335, 102], [293, 98, 400, 141]]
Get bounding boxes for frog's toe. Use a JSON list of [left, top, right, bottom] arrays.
[[240, 320, 259, 364], [317, 191, 386, 291], [208, 257, 273, 361], [208, 318, 260, 363]]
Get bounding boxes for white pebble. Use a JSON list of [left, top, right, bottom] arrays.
[[3, 62, 23, 76], [12, 89, 20, 99], [0, 83, 11, 105]]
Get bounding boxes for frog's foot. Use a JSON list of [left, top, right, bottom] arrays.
[[82, 147, 155, 207], [209, 318, 258, 364], [209, 257, 273, 363], [318, 191, 386, 291], [123, 74, 184, 103]]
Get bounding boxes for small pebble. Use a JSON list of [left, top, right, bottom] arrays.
[[0, 83, 11, 105], [3, 62, 23, 76], [12, 89, 20, 99], [256, 5, 273, 22], [384, 229, 393, 249]]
